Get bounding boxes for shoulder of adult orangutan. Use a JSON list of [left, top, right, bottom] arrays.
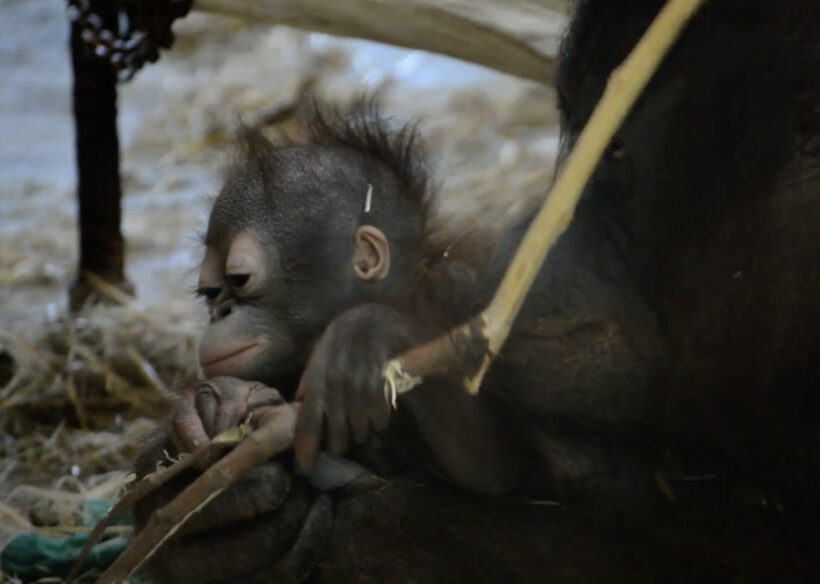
[[412, 260, 478, 325]]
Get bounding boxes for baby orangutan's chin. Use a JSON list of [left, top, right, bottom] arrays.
[[199, 340, 267, 379]]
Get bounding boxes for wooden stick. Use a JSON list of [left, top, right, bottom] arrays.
[[94, 405, 298, 584], [194, 0, 564, 84], [67, 436, 240, 583], [384, 0, 709, 396]]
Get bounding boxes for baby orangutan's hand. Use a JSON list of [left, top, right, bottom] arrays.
[[171, 377, 284, 466]]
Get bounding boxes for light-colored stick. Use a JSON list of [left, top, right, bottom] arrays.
[[385, 0, 709, 396], [94, 406, 298, 584], [194, 0, 565, 84]]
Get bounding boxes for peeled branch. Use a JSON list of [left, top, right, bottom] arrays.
[[93, 404, 299, 584]]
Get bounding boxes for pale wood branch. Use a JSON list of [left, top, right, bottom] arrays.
[[95, 405, 298, 584], [384, 0, 710, 396], [67, 440, 234, 583], [193, 0, 567, 83]]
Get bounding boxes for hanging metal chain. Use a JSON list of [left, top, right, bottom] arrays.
[[66, 0, 193, 81]]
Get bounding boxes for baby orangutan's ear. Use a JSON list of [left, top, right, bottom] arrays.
[[352, 225, 390, 282]]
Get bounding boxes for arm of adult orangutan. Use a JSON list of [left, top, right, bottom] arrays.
[[312, 482, 819, 584], [133, 405, 817, 583]]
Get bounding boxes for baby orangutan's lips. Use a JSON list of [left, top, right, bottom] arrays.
[[200, 342, 264, 377]]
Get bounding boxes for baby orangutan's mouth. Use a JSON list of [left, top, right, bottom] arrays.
[[200, 342, 264, 377]]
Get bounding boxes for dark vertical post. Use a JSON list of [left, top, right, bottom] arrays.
[[69, 0, 130, 309]]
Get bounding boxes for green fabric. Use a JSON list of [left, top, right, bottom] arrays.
[[1, 499, 130, 583]]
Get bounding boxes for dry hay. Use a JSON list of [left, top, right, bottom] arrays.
[[1, 301, 199, 429], [0, 300, 200, 559]]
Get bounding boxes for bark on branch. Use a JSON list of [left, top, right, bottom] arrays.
[[193, 0, 566, 84], [93, 406, 298, 584]]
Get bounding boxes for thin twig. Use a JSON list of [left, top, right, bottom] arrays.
[[66, 435, 239, 583], [94, 405, 298, 584]]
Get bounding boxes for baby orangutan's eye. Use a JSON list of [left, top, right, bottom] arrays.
[[227, 273, 250, 290], [197, 286, 221, 301]]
